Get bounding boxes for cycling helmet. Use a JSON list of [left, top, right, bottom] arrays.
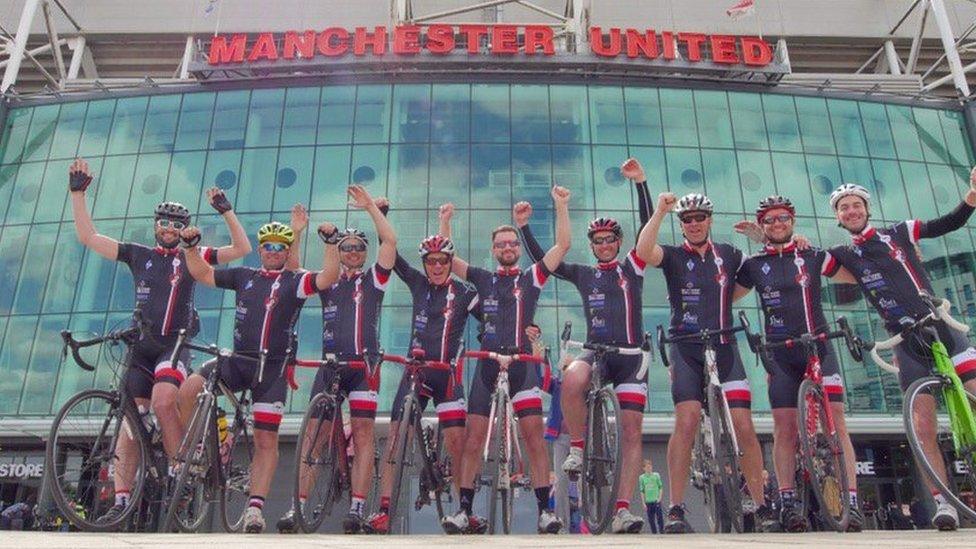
[[154, 201, 190, 224], [756, 195, 795, 221], [587, 217, 623, 239], [337, 228, 368, 246], [675, 193, 714, 215], [257, 221, 295, 245], [829, 183, 870, 210], [419, 235, 455, 258]]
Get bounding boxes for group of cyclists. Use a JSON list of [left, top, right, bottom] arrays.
[[62, 149, 976, 535]]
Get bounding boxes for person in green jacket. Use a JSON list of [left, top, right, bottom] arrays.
[[639, 459, 664, 533]]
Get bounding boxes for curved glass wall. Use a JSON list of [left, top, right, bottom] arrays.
[[0, 83, 974, 418]]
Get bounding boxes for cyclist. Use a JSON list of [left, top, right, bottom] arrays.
[[363, 201, 480, 534], [733, 195, 862, 532], [66, 157, 251, 523], [437, 185, 571, 535], [277, 184, 397, 535], [823, 176, 976, 530], [176, 213, 338, 533], [513, 158, 654, 533], [642, 189, 773, 533]]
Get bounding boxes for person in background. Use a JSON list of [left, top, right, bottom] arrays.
[[638, 459, 664, 533]]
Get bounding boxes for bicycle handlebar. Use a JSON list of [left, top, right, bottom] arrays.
[[463, 349, 544, 367], [862, 295, 969, 374], [559, 321, 652, 378], [736, 311, 863, 375], [655, 323, 747, 368], [286, 350, 407, 390], [60, 306, 150, 372]]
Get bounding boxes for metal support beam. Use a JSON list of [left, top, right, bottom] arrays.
[[929, 0, 971, 96], [0, 39, 68, 70], [42, 0, 67, 85], [906, 0, 929, 74], [413, 0, 516, 23], [67, 35, 85, 79], [179, 35, 194, 80], [1, 0, 42, 93], [884, 40, 903, 74], [514, 1, 568, 22]]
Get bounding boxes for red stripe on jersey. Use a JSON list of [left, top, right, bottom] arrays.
[[629, 248, 647, 270], [302, 272, 316, 297]]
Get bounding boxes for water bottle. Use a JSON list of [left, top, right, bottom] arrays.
[[137, 405, 159, 444], [216, 408, 228, 443]]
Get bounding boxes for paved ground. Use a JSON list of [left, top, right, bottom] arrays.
[[3, 530, 974, 548]]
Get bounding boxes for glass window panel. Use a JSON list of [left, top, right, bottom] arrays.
[[386, 210, 428, 307], [665, 147, 704, 195], [140, 94, 181, 153], [624, 87, 663, 146], [51, 313, 107, 406], [281, 87, 321, 147], [887, 105, 924, 161], [939, 109, 974, 166], [72, 219, 125, 312], [49, 101, 87, 160], [859, 101, 896, 159], [5, 161, 44, 224], [770, 152, 814, 215], [828, 99, 868, 157], [237, 148, 278, 213], [351, 144, 390, 198], [0, 164, 19, 225], [34, 158, 71, 223], [388, 143, 428, 208], [166, 151, 205, 211], [660, 89, 698, 147], [513, 143, 551, 207], [391, 84, 430, 143], [287, 308, 327, 409], [0, 225, 31, 314], [199, 149, 243, 213], [317, 86, 356, 145], [310, 145, 352, 211], [92, 154, 138, 220], [354, 85, 392, 143], [210, 90, 250, 149], [900, 161, 938, 219], [272, 146, 314, 212], [762, 94, 802, 152], [728, 92, 768, 150], [694, 90, 733, 149], [0, 107, 33, 164], [43, 221, 85, 313], [430, 84, 470, 143], [193, 213, 233, 309], [805, 154, 842, 218], [549, 85, 590, 144], [20, 314, 70, 414], [12, 223, 58, 314], [106, 97, 149, 155], [471, 144, 511, 209], [22, 104, 59, 162], [735, 150, 776, 212], [429, 143, 470, 208], [700, 149, 743, 214], [244, 88, 285, 148], [77, 99, 117, 157], [471, 84, 510, 143], [127, 153, 171, 216], [927, 163, 964, 217], [511, 85, 550, 143], [870, 159, 910, 222], [552, 145, 595, 211], [0, 316, 39, 415], [795, 97, 835, 155], [913, 107, 950, 164], [588, 86, 625, 144], [174, 92, 215, 151], [838, 155, 875, 198], [626, 145, 668, 197]]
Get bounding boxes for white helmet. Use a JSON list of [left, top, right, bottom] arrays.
[[675, 193, 714, 215], [829, 184, 870, 210]]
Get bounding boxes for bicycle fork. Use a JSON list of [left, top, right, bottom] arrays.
[[705, 347, 741, 458]]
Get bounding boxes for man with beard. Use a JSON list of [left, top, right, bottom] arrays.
[[641, 185, 773, 534], [733, 195, 862, 532], [513, 158, 654, 533], [438, 185, 571, 534], [277, 184, 398, 534], [823, 176, 976, 531], [66, 157, 252, 524]]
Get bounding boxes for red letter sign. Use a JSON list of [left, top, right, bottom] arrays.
[[354, 26, 387, 56], [393, 25, 421, 54], [524, 25, 555, 55], [460, 25, 489, 54], [491, 25, 519, 54], [209, 34, 247, 64], [710, 35, 739, 64], [426, 25, 455, 54], [589, 27, 622, 57], [625, 29, 659, 59], [248, 33, 278, 62], [318, 27, 349, 56], [283, 30, 316, 60], [741, 37, 773, 66], [677, 33, 706, 62]]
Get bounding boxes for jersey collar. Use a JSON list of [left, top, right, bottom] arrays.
[[257, 268, 284, 278], [154, 246, 181, 257], [763, 240, 798, 255], [851, 225, 877, 246], [682, 239, 713, 256], [596, 259, 620, 271], [496, 266, 521, 276], [340, 268, 364, 280]]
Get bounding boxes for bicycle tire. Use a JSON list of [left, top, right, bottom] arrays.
[[294, 392, 344, 533], [486, 389, 513, 535], [708, 384, 744, 534], [581, 386, 622, 535], [46, 389, 147, 532], [797, 379, 850, 532], [218, 402, 253, 533], [163, 393, 215, 533], [692, 416, 726, 534], [387, 395, 416, 535], [422, 422, 450, 521], [903, 376, 976, 523]]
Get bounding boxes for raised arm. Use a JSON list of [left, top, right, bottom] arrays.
[[540, 185, 571, 273], [315, 221, 340, 290], [348, 184, 397, 271], [514, 200, 570, 280], [376, 199, 424, 284], [621, 158, 653, 231], [179, 226, 217, 287], [635, 192, 675, 267], [205, 188, 252, 264], [68, 158, 120, 260], [918, 168, 976, 239], [285, 203, 309, 271], [438, 202, 469, 280]]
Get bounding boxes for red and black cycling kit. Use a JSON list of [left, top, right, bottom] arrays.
[[310, 264, 392, 419], [736, 243, 844, 407]]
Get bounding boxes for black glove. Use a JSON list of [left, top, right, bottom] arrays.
[[318, 227, 339, 244], [69, 169, 92, 192], [181, 232, 201, 249], [209, 190, 233, 214]]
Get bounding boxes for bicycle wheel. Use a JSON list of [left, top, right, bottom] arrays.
[[903, 376, 976, 523], [164, 393, 215, 533], [708, 385, 744, 534], [219, 403, 253, 532], [581, 386, 622, 535], [46, 389, 147, 532], [692, 415, 726, 534], [486, 390, 514, 535], [797, 379, 850, 532], [387, 395, 417, 535], [294, 392, 344, 533], [422, 422, 451, 521]]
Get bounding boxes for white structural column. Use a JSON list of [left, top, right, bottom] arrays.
[[1, 0, 42, 93], [929, 0, 971, 96]]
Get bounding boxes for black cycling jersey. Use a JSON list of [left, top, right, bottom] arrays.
[[317, 264, 391, 356], [466, 262, 550, 353], [657, 241, 743, 343]]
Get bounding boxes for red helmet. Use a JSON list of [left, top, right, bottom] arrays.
[[587, 217, 623, 239], [418, 235, 455, 258]]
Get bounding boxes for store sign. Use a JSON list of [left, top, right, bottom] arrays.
[[856, 461, 876, 476], [0, 462, 43, 480], [207, 25, 777, 69], [953, 460, 970, 475]]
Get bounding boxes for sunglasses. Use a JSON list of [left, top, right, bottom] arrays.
[[760, 213, 794, 225], [493, 240, 521, 250], [261, 242, 289, 253], [339, 242, 367, 253], [423, 255, 452, 266], [156, 219, 186, 230], [679, 213, 710, 224], [591, 235, 620, 245]]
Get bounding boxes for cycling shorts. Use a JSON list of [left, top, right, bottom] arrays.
[[309, 354, 380, 420], [198, 354, 287, 432], [390, 368, 466, 429], [467, 358, 543, 419], [125, 336, 191, 400], [575, 349, 647, 412], [767, 341, 844, 409], [668, 341, 751, 409]]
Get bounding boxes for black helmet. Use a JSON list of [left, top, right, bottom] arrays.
[[587, 217, 623, 239], [756, 195, 795, 221], [154, 201, 190, 224]]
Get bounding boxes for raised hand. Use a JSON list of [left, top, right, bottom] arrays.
[[317, 221, 338, 243], [551, 185, 571, 206], [374, 196, 390, 212], [733, 220, 764, 244], [439, 202, 455, 222], [970, 166, 976, 191], [620, 158, 646, 183], [207, 187, 233, 214], [513, 201, 533, 226], [69, 158, 93, 193], [180, 226, 202, 248], [290, 203, 309, 233], [347, 184, 374, 209], [657, 192, 677, 214]]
